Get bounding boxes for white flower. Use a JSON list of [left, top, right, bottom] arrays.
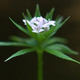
[[23, 16, 55, 33]]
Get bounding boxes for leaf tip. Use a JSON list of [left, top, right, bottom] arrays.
[[4, 58, 10, 62], [9, 17, 11, 20], [75, 52, 79, 55], [52, 8, 55, 11], [36, 4, 39, 8], [67, 16, 70, 20]]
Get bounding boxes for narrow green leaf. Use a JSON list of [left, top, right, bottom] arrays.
[[10, 36, 37, 47], [46, 8, 55, 20], [5, 48, 35, 62], [26, 9, 32, 20], [46, 44, 78, 55], [10, 36, 27, 42], [45, 13, 49, 19], [34, 4, 41, 17], [25, 38, 37, 46], [48, 31, 57, 38], [0, 42, 30, 47], [45, 49, 80, 64], [22, 12, 27, 19], [55, 15, 60, 21], [50, 37, 67, 44], [56, 16, 63, 24], [61, 16, 70, 26], [55, 44, 79, 55], [44, 26, 56, 38], [9, 17, 31, 36], [26, 21, 32, 32], [44, 37, 67, 46], [55, 16, 70, 31]]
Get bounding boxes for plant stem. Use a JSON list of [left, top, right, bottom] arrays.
[[37, 50, 43, 80]]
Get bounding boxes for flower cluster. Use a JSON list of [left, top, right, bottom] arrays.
[[23, 16, 55, 33]]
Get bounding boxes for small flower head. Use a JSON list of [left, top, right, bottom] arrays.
[[23, 16, 55, 33]]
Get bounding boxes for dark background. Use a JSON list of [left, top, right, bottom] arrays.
[[0, 0, 80, 80]]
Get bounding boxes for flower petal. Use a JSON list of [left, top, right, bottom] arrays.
[[27, 20, 36, 30], [30, 17, 37, 23], [48, 21, 55, 26], [22, 19, 27, 25], [32, 29, 44, 33]]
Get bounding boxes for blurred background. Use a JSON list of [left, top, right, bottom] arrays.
[[0, 0, 80, 80]]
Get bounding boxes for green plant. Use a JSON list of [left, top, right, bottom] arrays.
[[0, 4, 80, 80]]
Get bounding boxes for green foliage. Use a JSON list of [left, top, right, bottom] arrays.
[[45, 8, 55, 20], [43, 25, 56, 39], [26, 21, 32, 32], [45, 49, 80, 64], [43, 37, 67, 46], [0, 42, 30, 47], [10, 36, 37, 47], [10, 36, 27, 42], [22, 12, 27, 19], [34, 4, 41, 17], [9, 17, 31, 36], [54, 16, 70, 31], [45, 44, 78, 55], [4, 48, 35, 62], [26, 9, 32, 20]]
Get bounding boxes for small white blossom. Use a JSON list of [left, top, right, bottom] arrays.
[[22, 19, 27, 25], [23, 16, 55, 33]]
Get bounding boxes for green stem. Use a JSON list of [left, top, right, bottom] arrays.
[[37, 50, 43, 80]]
